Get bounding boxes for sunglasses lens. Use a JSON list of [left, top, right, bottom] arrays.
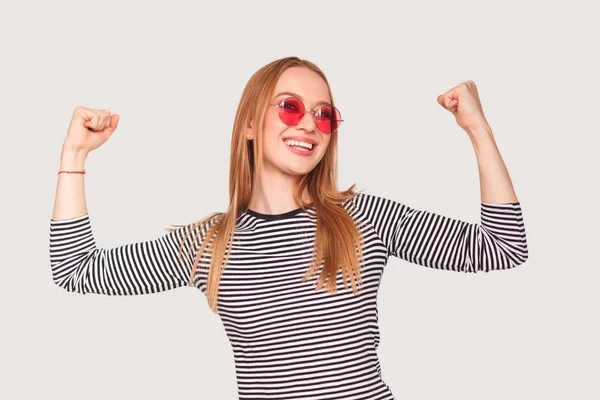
[[278, 97, 305, 125], [315, 105, 342, 133]]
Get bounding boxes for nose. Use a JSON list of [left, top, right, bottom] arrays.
[[296, 110, 317, 132]]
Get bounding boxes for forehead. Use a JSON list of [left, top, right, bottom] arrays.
[[272, 67, 330, 105]]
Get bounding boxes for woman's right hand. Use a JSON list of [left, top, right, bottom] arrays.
[[63, 106, 120, 153]]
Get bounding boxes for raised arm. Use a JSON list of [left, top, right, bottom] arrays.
[[49, 106, 200, 295], [355, 81, 529, 272], [351, 193, 528, 273]]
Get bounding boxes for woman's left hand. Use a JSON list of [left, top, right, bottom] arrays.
[[437, 80, 490, 134]]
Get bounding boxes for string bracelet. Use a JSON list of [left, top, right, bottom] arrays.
[[58, 170, 86, 175]]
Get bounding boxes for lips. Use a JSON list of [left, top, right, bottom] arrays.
[[282, 138, 316, 156], [282, 136, 318, 146]]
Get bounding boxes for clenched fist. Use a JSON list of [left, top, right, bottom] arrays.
[[63, 106, 120, 153]]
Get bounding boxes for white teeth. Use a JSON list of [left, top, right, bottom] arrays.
[[284, 139, 313, 150]]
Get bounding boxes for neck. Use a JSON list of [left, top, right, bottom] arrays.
[[248, 167, 311, 214]]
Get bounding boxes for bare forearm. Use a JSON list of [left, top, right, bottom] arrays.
[[468, 125, 519, 204], [51, 147, 89, 220]]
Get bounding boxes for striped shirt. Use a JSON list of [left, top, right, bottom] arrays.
[[49, 192, 529, 400]]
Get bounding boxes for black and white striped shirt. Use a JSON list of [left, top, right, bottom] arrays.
[[49, 192, 529, 400]]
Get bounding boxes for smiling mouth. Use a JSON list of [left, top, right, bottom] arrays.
[[282, 138, 317, 151]]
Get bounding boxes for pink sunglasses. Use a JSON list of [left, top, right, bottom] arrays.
[[269, 96, 343, 133]]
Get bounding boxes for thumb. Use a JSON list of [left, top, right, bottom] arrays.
[[437, 94, 457, 110], [106, 114, 119, 132], [110, 114, 119, 129], [100, 114, 119, 137]]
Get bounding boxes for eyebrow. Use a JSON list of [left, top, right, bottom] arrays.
[[273, 91, 331, 107]]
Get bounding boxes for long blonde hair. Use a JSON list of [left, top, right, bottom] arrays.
[[167, 56, 366, 313]]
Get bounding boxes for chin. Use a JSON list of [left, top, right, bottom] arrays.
[[283, 166, 314, 176]]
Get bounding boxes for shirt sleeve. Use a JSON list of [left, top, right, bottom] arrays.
[[350, 192, 529, 273], [49, 213, 203, 295]]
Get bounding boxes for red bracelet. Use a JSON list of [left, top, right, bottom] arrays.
[[58, 170, 86, 175]]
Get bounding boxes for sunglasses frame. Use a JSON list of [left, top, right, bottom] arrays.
[[268, 96, 343, 133]]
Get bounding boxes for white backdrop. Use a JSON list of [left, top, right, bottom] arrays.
[[1, 0, 598, 399]]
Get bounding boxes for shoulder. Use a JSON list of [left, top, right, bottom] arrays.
[[344, 191, 404, 217]]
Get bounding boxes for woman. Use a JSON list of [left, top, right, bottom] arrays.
[[50, 56, 528, 400]]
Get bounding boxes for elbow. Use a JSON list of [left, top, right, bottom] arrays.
[[51, 273, 82, 294], [513, 250, 529, 268], [463, 246, 529, 273], [508, 237, 529, 269], [472, 230, 529, 272], [50, 263, 87, 294], [480, 249, 529, 272], [49, 245, 100, 294]]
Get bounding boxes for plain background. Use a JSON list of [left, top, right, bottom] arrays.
[[1, 0, 598, 399]]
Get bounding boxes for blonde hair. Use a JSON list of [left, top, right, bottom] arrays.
[[167, 56, 366, 313]]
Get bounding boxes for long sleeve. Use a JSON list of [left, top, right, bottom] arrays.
[[49, 213, 202, 295], [351, 192, 528, 273]]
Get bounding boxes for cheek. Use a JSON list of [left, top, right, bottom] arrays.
[[261, 117, 288, 160], [262, 113, 287, 141], [319, 135, 332, 152]]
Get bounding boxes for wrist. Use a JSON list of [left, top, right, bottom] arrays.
[[60, 147, 88, 170], [466, 123, 492, 139]]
